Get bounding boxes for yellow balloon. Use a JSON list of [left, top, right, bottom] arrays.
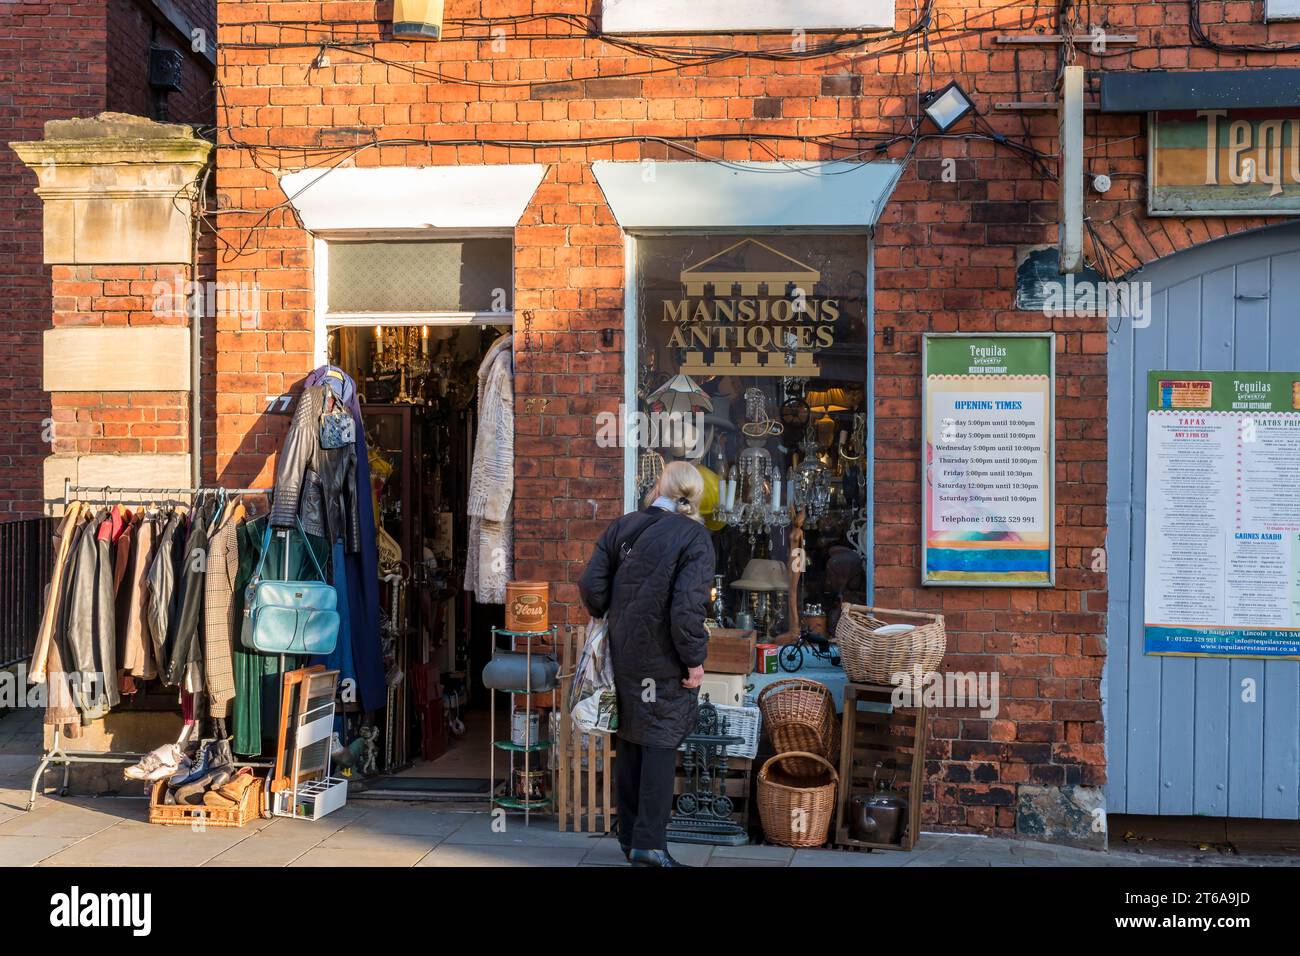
[[695, 464, 725, 531]]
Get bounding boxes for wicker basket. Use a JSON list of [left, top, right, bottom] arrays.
[[679, 703, 762, 760], [757, 751, 838, 847], [757, 678, 838, 776], [836, 604, 946, 685], [148, 775, 264, 828]]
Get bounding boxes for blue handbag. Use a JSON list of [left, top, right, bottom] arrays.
[[241, 518, 340, 655]]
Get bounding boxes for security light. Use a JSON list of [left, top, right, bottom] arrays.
[[921, 81, 975, 132]]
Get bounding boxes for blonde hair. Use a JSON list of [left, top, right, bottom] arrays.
[[644, 460, 705, 523]]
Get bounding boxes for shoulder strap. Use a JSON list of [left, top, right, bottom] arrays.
[[252, 517, 328, 583], [614, 510, 669, 568]]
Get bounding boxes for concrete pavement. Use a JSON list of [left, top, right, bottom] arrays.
[[1, 709, 1294, 868]]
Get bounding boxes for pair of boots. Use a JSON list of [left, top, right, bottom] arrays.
[[164, 739, 234, 806], [200, 768, 258, 809]]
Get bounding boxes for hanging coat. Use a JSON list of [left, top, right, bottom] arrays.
[[465, 334, 514, 604], [303, 365, 385, 713]]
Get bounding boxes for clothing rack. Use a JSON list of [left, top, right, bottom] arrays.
[[28, 481, 279, 811]]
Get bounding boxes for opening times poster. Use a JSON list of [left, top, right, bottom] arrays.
[[1144, 370, 1300, 659], [922, 334, 1054, 586]]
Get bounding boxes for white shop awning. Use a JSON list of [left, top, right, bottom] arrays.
[[592, 159, 903, 230]]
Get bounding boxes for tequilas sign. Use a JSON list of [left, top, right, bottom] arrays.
[[1150, 108, 1300, 215]]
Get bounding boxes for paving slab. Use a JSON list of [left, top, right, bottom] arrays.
[[791, 847, 914, 867], [711, 842, 796, 863], [290, 845, 431, 867], [38, 820, 251, 866], [0, 835, 81, 866], [441, 813, 609, 849], [418, 843, 590, 867], [333, 807, 471, 838], [0, 801, 124, 839]]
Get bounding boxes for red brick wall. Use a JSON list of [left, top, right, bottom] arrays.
[[213, 0, 1300, 833], [107, 0, 216, 125], [48, 265, 192, 459], [0, 1, 108, 517], [2, 0, 215, 519]]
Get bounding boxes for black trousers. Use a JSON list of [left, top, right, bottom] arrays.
[[615, 739, 677, 851]]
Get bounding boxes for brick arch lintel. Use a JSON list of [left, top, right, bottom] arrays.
[[1085, 208, 1296, 280]]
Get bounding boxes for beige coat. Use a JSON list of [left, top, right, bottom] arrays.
[[465, 334, 514, 604]]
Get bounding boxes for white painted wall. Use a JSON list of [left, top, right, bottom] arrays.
[[1267, 0, 1300, 19], [601, 0, 895, 34]]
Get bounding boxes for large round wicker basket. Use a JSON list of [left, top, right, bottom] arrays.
[[756, 678, 839, 777], [757, 751, 838, 847], [836, 604, 946, 684]]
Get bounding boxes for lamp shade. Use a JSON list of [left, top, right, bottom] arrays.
[[393, 0, 445, 39], [806, 387, 853, 413]]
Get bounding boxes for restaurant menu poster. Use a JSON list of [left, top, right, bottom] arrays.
[[922, 334, 1054, 586], [1145, 370, 1300, 659]]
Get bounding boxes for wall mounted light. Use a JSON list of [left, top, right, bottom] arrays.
[[920, 81, 975, 132], [392, 0, 445, 39]]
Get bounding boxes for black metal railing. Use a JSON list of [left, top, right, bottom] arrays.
[[0, 517, 53, 668]]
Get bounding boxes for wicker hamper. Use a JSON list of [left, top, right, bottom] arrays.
[[757, 751, 838, 847], [757, 678, 838, 777], [148, 775, 265, 828], [836, 605, 946, 685]]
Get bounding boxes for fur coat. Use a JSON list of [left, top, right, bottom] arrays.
[[465, 334, 514, 604]]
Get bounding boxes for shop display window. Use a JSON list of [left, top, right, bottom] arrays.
[[633, 234, 871, 642]]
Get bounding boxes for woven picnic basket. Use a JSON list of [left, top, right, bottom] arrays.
[[757, 751, 838, 847], [836, 604, 946, 684], [756, 678, 838, 777]]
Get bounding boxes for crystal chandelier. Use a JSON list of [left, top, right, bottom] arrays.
[[790, 437, 832, 527]]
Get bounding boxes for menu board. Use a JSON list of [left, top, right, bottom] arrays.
[[1145, 370, 1300, 658], [922, 334, 1054, 586]]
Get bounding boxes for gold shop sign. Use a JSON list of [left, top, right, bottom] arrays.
[[1150, 108, 1300, 215], [662, 239, 839, 377]]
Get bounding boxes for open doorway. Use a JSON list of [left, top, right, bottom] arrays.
[[327, 322, 511, 795]]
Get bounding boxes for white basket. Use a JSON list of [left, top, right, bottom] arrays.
[[680, 703, 762, 760]]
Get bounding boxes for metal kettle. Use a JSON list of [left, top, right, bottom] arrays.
[[850, 792, 907, 845]]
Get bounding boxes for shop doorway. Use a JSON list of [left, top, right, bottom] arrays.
[[328, 322, 511, 794]]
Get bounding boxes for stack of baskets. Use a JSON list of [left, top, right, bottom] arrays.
[[835, 604, 946, 684], [756, 679, 840, 846]]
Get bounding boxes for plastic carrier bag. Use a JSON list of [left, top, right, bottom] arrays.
[[569, 617, 618, 734]]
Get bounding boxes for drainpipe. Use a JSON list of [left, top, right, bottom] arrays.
[[190, 163, 211, 488]]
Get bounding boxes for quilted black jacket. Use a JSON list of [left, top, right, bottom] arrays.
[[579, 506, 715, 749]]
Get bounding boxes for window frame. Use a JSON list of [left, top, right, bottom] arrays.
[[313, 229, 515, 367], [622, 227, 877, 601]]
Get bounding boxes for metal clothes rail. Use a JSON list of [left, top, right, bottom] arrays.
[[28, 481, 278, 811]]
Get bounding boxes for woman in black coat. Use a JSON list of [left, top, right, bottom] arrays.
[[579, 461, 715, 867]]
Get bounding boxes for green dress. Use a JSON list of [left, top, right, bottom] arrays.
[[231, 515, 331, 756]]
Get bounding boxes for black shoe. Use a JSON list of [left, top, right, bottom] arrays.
[[620, 843, 631, 861], [169, 739, 233, 789], [629, 848, 688, 868]]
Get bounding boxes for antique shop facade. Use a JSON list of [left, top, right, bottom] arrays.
[[12, 1, 1300, 843]]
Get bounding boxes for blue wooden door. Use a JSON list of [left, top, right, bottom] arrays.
[[1107, 222, 1300, 819]]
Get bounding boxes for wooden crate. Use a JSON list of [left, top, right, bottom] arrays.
[[833, 682, 928, 852], [703, 627, 757, 674], [148, 776, 264, 829], [555, 624, 615, 833]]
